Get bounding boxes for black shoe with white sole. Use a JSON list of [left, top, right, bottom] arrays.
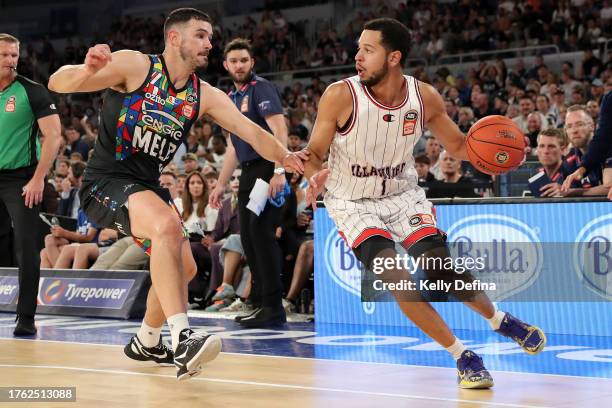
[[124, 335, 174, 365], [174, 329, 222, 381]]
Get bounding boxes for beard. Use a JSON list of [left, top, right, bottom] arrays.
[[359, 61, 388, 87], [229, 69, 252, 85], [180, 42, 209, 70]]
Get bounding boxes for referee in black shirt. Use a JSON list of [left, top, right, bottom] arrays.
[[210, 38, 289, 327], [0, 34, 61, 335]]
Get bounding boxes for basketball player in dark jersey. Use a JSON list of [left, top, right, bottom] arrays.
[[48, 8, 306, 381]]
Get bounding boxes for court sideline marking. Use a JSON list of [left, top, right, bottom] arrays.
[[0, 363, 552, 408]]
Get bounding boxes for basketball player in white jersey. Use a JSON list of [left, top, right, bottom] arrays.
[[305, 18, 546, 389]]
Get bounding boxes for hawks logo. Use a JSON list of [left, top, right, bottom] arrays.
[[5, 96, 16, 112], [403, 110, 418, 136], [495, 151, 509, 164], [382, 114, 395, 122]]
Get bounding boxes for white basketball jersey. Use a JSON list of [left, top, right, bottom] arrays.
[[325, 75, 424, 200]]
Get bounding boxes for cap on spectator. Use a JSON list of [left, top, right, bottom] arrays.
[[182, 153, 198, 162], [592, 78, 604, 87]]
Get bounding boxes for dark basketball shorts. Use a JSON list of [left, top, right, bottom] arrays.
[[79, 178, 186, 254]]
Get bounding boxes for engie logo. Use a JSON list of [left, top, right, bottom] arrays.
[[446, 214, 542, 300], [37, 278, 135, 309], [0, 276, 19, 305], [573, 214, 612, 300]]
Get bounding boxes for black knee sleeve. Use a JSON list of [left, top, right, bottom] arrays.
[[353, 236, 396, 270]]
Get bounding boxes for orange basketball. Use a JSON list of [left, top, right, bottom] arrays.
[[465, 115, 526, 175]]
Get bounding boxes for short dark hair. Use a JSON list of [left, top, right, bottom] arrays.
[[223, 37, 252, 59], [164, 8, 211, 40], [363, 18, 411, 65], [70, 161, 86, 179], [414, 154, 431, 166], [160, 171, 177, 179], [212, 133, 227, 146]]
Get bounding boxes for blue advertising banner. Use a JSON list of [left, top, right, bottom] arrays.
[[0, 268, 150, 319], [315, 200, 612, 336]]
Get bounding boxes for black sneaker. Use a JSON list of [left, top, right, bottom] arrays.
[[238, 305, 286, 328], [174, 329, 222, 381], [124, 335, 174, 366], [13, 315, 36, 337], [234, 307, 260, 322]]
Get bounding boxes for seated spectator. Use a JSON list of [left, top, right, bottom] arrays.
[[159, 171, 180, 201], [457, 107, 475, 133], [282, 239, 314, 314], [203, 134, 227, 172], [55, 228, 118, 269], [64, 125, 89, 160], [205, 234, 251, 312], [529, 128, 607, 197], [40, 208, 99, 268], [181, 171, 218, 233], [425, 136, 443, 180], [586, 99, 600, 123], [204, 172, 218, 192], [176, 173, 187, 200], [526, 112, 544, 148], [181, 153, 201, 174], [426, 151, 478, 198], [288, 131, 307, 152], [54, 157, 69, 177], [58, 161, 86, 218], [194, 169, 241, 308], [90, 236, 148, 270], [563, 105, 601, 188], [414, 154, 435, 184]]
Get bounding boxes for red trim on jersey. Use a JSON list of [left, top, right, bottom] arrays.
[[361, 78, 408, 110], [414, 79, 425, 130], [353, 228, 393, 248], [400, 226, 439, 249], [338, 79, 358, 135]]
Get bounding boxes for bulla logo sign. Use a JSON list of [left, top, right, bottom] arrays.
[[573, 214, 612, 300], [446, 214, 542, 301]]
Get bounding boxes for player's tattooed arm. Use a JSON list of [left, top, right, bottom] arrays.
[[418, 81, 469, 161], [49, 47, 149, 94]]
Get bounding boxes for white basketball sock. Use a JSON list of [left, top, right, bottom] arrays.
[[137, 321, 162, 348], [446, 337, 467, 361], [487, 310, 506, 330], [167, 313, 189, 351]]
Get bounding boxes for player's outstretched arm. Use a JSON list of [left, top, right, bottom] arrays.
[[419, 81, 469, 161], [200, 82, 308, 173], [48, 46, 148, 94]]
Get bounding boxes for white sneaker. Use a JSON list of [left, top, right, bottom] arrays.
[[282, 298, 296, 314], [220, 297, 251, 312]]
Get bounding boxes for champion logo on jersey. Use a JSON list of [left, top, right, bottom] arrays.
[[5, 95, 16, 112], [403, 110, 418, 136], [382, 114, 395, 122]]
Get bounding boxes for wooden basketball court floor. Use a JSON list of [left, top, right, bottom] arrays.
[[1, 314, 611, 407]]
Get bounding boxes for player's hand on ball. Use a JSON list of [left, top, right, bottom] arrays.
[[84, 44, 112, 74], [306, 169, 330, 211]]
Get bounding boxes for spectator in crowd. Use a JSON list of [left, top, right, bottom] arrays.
[[457, 106, 475, 133], [181, 171, 218, 234], [64, 125, 89, 160], [201, 134, 227, 172], [526, 112, 545, 148], [414, 154, 435, 184], [445, 98, 459, 123], [176, 173, 187, 198], [586, 99, 600, 123], [58, 161, 85, 218], [563, 105, 602, 188], [182, 153, 201, 174], [426, 151, 478, 198], [40, 208, 99, 268], [90, 236, 148, 270], [54, 228, 117, 269], [282, 239, 314, 314], [536, 94, 557, 128], [425, 136, 443, 180], [513, 96, 537, 133]]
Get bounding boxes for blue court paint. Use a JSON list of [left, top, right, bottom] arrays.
[[1, 313, 610, 379]]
